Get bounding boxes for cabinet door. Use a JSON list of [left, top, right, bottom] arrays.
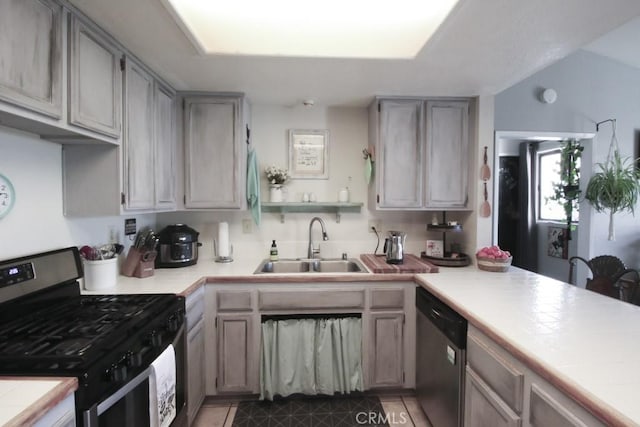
[[187, 318, 206, 425], [376, 99, 424, 208], [184, 97, 243, 209], [69, 16, 122, 138], [123, 59, 155, 209], [425, 100, 469, 208], [0, 0, 63, 118], [529, 384, 590, 427], [368, 312, 404, 387], [154, 83, 176, 209], [465, 366, 521, 427], [216, 313, 255, 393]]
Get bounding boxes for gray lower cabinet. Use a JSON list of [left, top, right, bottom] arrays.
[[529, 384, 589, 427], [367, 312, 404, 388], [0, 0, 63, 119], [34, 393, 75, 427], [465, 366, 522, 427], [187, 317, 205, 425], [184, 95, 247, 209], [68, 15, 122, 138], [368, 97, 471, 210], [467, 326, 606, 427], [185, 287, 206, 425], [205, 283, 415, 396], [216, 313, 256, 393]]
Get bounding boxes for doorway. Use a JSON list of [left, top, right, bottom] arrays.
[[493, 131, 594, 282]]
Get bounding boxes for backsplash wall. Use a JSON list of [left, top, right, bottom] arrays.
[[0, 125, 155, 260]]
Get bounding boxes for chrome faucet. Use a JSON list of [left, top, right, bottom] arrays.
[[308, 217, 329, 259]]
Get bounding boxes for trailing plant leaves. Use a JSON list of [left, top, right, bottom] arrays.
[[585, 150, 640, 215]]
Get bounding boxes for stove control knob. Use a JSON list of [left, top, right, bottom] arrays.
[[148, 331, 162, 348], [166, 314, 180, 332], [107, 363, 128, 382], [126, 351, 143, 367]]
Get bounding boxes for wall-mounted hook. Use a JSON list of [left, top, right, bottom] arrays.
[[595, 118, 616, 132]]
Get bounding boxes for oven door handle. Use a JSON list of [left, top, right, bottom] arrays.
[[83, 366, 153, 426], [100, 366, 152, 414]]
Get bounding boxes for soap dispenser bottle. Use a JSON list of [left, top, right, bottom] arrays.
[[270, 240, 279, 261]]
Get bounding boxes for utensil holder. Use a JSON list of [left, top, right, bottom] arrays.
[[122, 247, 157, 278], [83, 257, 118, 290]]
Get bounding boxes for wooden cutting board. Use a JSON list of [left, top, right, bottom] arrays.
[[360, 254, 439, 274]]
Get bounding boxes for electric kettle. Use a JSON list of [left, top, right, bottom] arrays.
[[384, 231, 406, 264]]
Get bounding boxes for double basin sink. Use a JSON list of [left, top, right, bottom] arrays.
[[254, 258, 368, 274]]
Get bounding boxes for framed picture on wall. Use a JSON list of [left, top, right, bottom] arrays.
[[288, 129, 329, 179], [547, 226, 568, 259]]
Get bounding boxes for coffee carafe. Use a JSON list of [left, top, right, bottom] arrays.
[[384, 231, 406, 264]]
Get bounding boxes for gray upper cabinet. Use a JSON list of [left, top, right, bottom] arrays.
[[425, 100, 469, 208], [184, 96, 246, 209], [373, 99, 424, 209], [68, 15, 122, 138], [154, 83, 177, 209], [0, 0, 63, 118], [123, 58, 155, 210], [369, 97, 471, 211]]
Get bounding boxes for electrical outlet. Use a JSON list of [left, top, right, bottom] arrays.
[[124, 218, 136, 236], [242, 219, 253, 234], [368, 220, 381, 233]]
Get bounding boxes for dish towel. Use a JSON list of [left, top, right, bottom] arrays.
[[246, 148, 261, 226], [149, 345, 176, 427], [364, 156, 373, 185]]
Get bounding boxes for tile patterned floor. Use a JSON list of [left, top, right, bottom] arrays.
[[193, 395, 432, 427], [231, 395, 388, 427]]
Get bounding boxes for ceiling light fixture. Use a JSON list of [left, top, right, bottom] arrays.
[[161, 0, 460, 59]]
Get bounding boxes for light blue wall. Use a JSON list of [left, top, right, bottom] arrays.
[[495, 49, 640, 269]]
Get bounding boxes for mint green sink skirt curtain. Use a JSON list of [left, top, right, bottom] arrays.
[[259, 318, 363, 400]]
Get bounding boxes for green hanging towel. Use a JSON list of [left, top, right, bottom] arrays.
[[364, 156, 373, 185], [246, 148, 261, 226]]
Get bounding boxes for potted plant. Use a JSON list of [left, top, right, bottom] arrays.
[[585, 147, 640, 240], [265, 165, 289, 202], [548, 139, 583, 240]]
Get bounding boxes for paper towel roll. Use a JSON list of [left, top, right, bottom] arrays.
[[218, 222, 229, 257]]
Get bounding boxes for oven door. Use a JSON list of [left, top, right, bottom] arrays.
[[81, 323, 186, 427]]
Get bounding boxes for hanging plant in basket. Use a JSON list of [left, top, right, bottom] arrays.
[[585, 122, 640, 240], [548, 139, 583, 241]]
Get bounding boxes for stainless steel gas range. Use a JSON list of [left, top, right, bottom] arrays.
[[0, 247, 186, 426]]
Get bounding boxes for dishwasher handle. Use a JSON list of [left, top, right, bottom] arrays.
[[416, 287, 467, 349]]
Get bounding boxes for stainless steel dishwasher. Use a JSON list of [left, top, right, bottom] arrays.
[[416, 287, 467, 427]]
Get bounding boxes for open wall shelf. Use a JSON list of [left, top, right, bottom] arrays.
[[261, 202, 363, 223]]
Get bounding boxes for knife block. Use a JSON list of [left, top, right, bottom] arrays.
[[121, 247, 157, 278]]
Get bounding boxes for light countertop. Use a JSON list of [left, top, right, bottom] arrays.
[[415, 267, 640, 427], [9, 254, 640, 426], [0, 377, 77, 427]]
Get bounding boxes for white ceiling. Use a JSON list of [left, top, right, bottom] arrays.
[[69, 0, 640, 107]]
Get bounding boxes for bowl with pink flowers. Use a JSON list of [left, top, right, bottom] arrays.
[[476, 245, 512, 272]]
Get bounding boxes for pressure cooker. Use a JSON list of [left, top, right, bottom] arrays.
[[155, 224, 201, 268]]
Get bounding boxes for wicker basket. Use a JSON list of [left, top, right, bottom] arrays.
[[476, 255, 512, 272]]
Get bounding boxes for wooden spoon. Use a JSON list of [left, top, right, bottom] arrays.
[[480, 146, 491, 181], [480, 182, 491, 217]]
